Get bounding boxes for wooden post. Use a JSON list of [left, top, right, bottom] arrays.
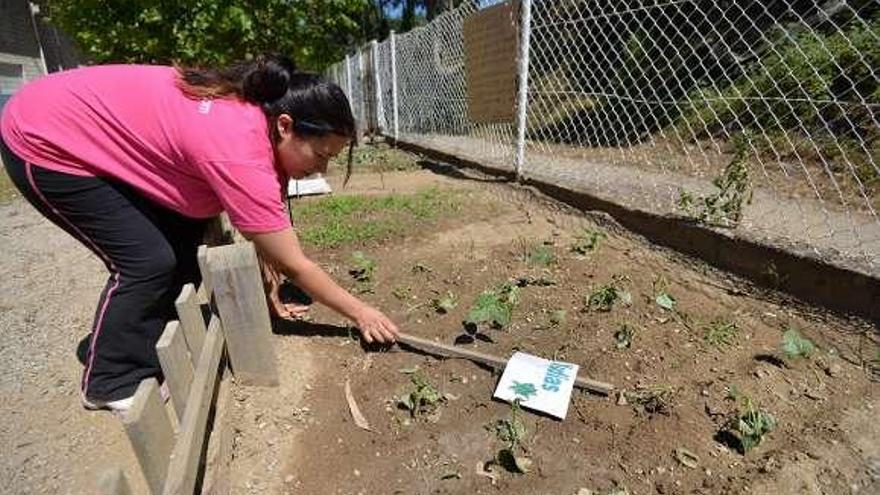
[[156, 321, 194, 422], [123, 378, 174, 495], [174, 283, 206, 363], [209, 242, 278, 386], [162, 316, 225, 495], [196, 245, 212, 304]]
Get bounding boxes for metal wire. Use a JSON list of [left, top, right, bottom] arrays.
[[327, 0, 880, 277]]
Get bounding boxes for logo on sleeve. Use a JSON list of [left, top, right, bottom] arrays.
[[198, 99, 213, 114]]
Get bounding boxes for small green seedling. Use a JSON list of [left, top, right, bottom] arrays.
[[549, 309, 567, 326], [586, 276, 631, 312], [411, 262, 433, 274], [781, 328, 815, 359], [527, 245, 557, 266], [398, 371, 444, 418], [614, 325, 635, 349], [392, 286, 412, 300], [571, 228, 605, 255], [432, 292, 458, 314], [677, 151, 752, 228], [626, 386, 675, 415], [349, 251, 376, 283], [490, 400, 532, 473], [466, 283, 520, 329], [655, 292, 676, 311], [704, 319, 739, 348], [732, 396, 776, 453]]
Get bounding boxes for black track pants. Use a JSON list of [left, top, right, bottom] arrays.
[[2, 138, 207, 401]]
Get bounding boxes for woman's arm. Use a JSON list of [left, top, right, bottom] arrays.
[[245, 227, 400, 343]]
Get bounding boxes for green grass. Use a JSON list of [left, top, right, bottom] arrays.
[[704, 318, 739, 348], [329, 141, 421, 175], [527, 244, 556, 266], [293, 187, 460, 248]]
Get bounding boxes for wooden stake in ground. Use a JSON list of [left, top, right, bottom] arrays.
[[396, 332, 614, 395]]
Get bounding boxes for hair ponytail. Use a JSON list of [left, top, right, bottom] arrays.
[[176, 54, 296, 103], [241, 56, 295, 104]]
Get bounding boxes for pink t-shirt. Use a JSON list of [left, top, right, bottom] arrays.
[[0, 64, 290, 233]]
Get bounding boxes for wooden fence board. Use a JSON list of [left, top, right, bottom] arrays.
[[156, 321, 195, 423], [196, 245, 212, 305], [123, 378, 174, 495], [162, 316, 225, 495], [175, 284, 206, 364], [210, 242, 278, 386]]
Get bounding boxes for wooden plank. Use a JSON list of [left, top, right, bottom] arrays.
[[97, 468, 132, 495], [196, 245, 211, 305], [397, 332, 615, 395], [199, 364, 234, 495], [156, 321, 195, 423], [162, 316, 225, 495], [209, 242, 279, 386], [123, 378, 174, 495], [463, 0, 519, 124], [175, 283, 206, 363]]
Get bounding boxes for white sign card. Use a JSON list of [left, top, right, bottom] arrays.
[[287, 176, 332, 197], [493, 352, 579, 419]]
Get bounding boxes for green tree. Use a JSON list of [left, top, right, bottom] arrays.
[[43, 0, 372, 70]]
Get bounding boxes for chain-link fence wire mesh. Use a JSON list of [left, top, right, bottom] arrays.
[[328, 0, 880, 277]]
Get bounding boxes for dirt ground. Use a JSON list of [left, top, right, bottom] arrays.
[[227, 158, 880, 494], [1, 147, 879, 495]]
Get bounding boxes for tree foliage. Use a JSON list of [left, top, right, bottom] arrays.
[[41, 0, 471, 70], [42, 0, 371, 70]]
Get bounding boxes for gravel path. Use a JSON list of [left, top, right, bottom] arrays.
[[0, 197, 148, 495]]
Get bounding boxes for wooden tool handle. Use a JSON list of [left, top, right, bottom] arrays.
[[397, 332, 614, 395]]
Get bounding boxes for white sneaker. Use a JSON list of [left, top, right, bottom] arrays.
[[81, 393, 134, 414], [81, 382, 169, 415]]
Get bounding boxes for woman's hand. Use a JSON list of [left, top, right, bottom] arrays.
[[260, 253, 310, 320], [249, 228, 400, 341], [352, 304, 400, 344]]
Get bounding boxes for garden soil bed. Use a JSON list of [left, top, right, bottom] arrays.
[[225, 157, 880, 495]]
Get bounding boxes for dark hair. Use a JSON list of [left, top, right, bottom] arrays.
[[177, 54, 357, 183]]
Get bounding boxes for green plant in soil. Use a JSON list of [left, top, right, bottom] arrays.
[[349, 251, 376, 283], [466, 282, 520, 329], [398, 371, 444, 418], [549, 309, 567, 327], [729, 395, 776, 454], [614, 324, 635, 349], [677, 143, 753, 228], [527, 244, 557, 266], [571, 228, 605, 255], [392, 285, 411, 300], [704, 318, 739, 348], [490, 400, 532, 473], [626, 386, 675, 415], [586, 275, 631, 312], [654, 290, 676, 311], [432, 292, 458, 314], [780, 327, 815, 359]]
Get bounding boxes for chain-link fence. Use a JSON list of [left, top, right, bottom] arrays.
[[326, 0, 880, 277]]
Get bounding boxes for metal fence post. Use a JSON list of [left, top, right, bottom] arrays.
[[371, 39, 384, 134], [345, 54, 353, 104], [514, 0, 533, 182], [390, 30, 399, 143], [357, 47, 366, 137]]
